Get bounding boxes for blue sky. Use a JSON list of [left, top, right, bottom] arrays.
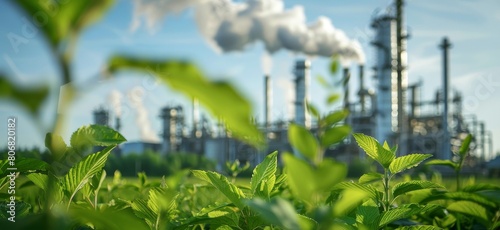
[[1, 0, 499, 159]]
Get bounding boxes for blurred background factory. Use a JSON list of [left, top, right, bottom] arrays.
[[91, 0, 494, 173]]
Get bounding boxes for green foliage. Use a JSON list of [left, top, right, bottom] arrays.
[[0, 77, 49, 115], [288, 124, 319, 162], [107, 56, 264, 147]]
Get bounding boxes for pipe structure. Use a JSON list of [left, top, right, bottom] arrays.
[[395, 0, 408, 155], [343, 67, 350, 110], [264, 75, 272, 129], [439, 37, 452, 159], [192, 98, 200, 137], [294, 59, 311, 128], [358, 65, 366, 113]]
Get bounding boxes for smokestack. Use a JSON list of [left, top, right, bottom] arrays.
[[115, 117, 121, 132], [439, 37, 452, 159], [93, 107, 109, 126], [343, 67, 350, 110], [192, 98, 200, 137], [264, 75, 272, 129], [294, 59, 311, 128], [409, 81, 422, 117], [358, 65, 365, 113]]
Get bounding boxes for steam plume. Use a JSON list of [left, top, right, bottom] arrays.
[[261, 52, 272, 75], [127, 87, 160, 142], [131, 0, 365, 64], [109, 90, 123, 117]]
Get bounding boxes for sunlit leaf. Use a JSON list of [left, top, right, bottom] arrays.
[[320, 125, 351, 148], [389, 154, 432, 174], [107, 56, 264, 147], [426, 159, 458, 170], [358, 173, 383, 184], [70, 124, 126, 153], [250, 151, 277, 198], [192, 170, 246, 209], [288, 124, 319, 161], [246, 197, 301, 230], [392, 181, 445, 199], [447, 201, 490, 225]]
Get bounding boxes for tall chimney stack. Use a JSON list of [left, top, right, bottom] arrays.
[[264, 75, 272, 129], [294, 59, 311, 128], [343, 67, 350, 110], [358, 65, 365, 113], [439, 37, 452, 159]]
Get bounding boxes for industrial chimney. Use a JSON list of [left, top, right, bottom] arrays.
[[294, 59, 311, 128], [93, 107, 109, 126], [343, 67, 350, 110], [264, 75, 272, 129]]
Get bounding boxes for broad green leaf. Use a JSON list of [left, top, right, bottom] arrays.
[[389, 154, 432, 174], [320, 125, 351, 148], [331, 182, 382, 201], [377, 204, 438, 228], [192, 170, 246, 209], [250, 151, 278, 197], [306, 102, 320, 119], [392, 181, 445, 198], [419, 191, 497, 209], [0, 77, 49, 115], [130, 198, 157, 229], [107, 56, 263, 147], [321, 109, 349, 127], [14, 0, 115, 48], [333, 189, 369, 216], [447, 201, 489, 225], [358, 173, 383, 184], [180, 204, 239, 228], [376, 142, 395, 168], [63, 145, 116, 206], [459, 134, 472, 157], [283, 153, 346, 203], [246, 197, 301, 230], [0, 158, 50, 178], [70, 124, 126, 152], [462, 184, 500, 193], [0, 201, 31, 218], [326, 94, 341, 105], [70, 206, 149, 230], [298, 214, 318, 230], [26, 173, 49, 191], [147, 187, 177, 216], [356, 201, 380, 229], [425, 159, 458, 170], [288, 124, 319, 161], [45, 133, 67, 161], [353, 133, 379, 162]]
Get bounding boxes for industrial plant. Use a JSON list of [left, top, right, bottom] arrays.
[[93, 0, 493, 172]]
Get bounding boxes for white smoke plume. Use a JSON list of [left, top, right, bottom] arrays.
[[127, 87, 161, 142], [261, 52, 272, 75], [130, 0, 365, 64], [109, 90, 123, 117]]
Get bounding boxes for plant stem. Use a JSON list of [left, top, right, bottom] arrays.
[[383, 169, 391, 211]]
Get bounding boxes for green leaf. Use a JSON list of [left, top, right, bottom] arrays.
[[321, 109, 349, 127], [306, 102, 320, 119], [70, 206, 149, 230], [130, 198, 157, 229], [447, 201, 490, 225], [107, 56, 264, 147], [425, 159, 458, 170], [26, 173, 49, 191], [0, 77, 49, 115], [70, 125, 126, 152], [330, 57, 340, 74], [192, 170, 246, 209], [389, 154, 433, 174], [419, 191, 497, 209], [180, 204, 239, 228], [356, 201, 380, 229], [0, 158, 50, 178], [326, 94, 341, 105], [288, 124, 319, 161], [392, 181, 445, 199], [358, 173, 383, 184], [283, 153, 346, 203], [353, 133, 379, 162], [63, 145, 116, 206], [14, 0, 115, 48], [250, 151, 278, 198], [320, 125, 351, 148], [459, 134, 472, 157], [462, 183, 500, 193], [331, 182, 382, 201], [377, 204, 437, 228], [376, 142, 395, 168], [333, 188, 369, 216], [148, 187, 177, 216], [45, 133, 67, 161], [246, 197, 301, 230], [0, 201, 31, 218]]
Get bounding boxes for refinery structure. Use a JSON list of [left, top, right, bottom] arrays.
[[93, 0, 493, 171]]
